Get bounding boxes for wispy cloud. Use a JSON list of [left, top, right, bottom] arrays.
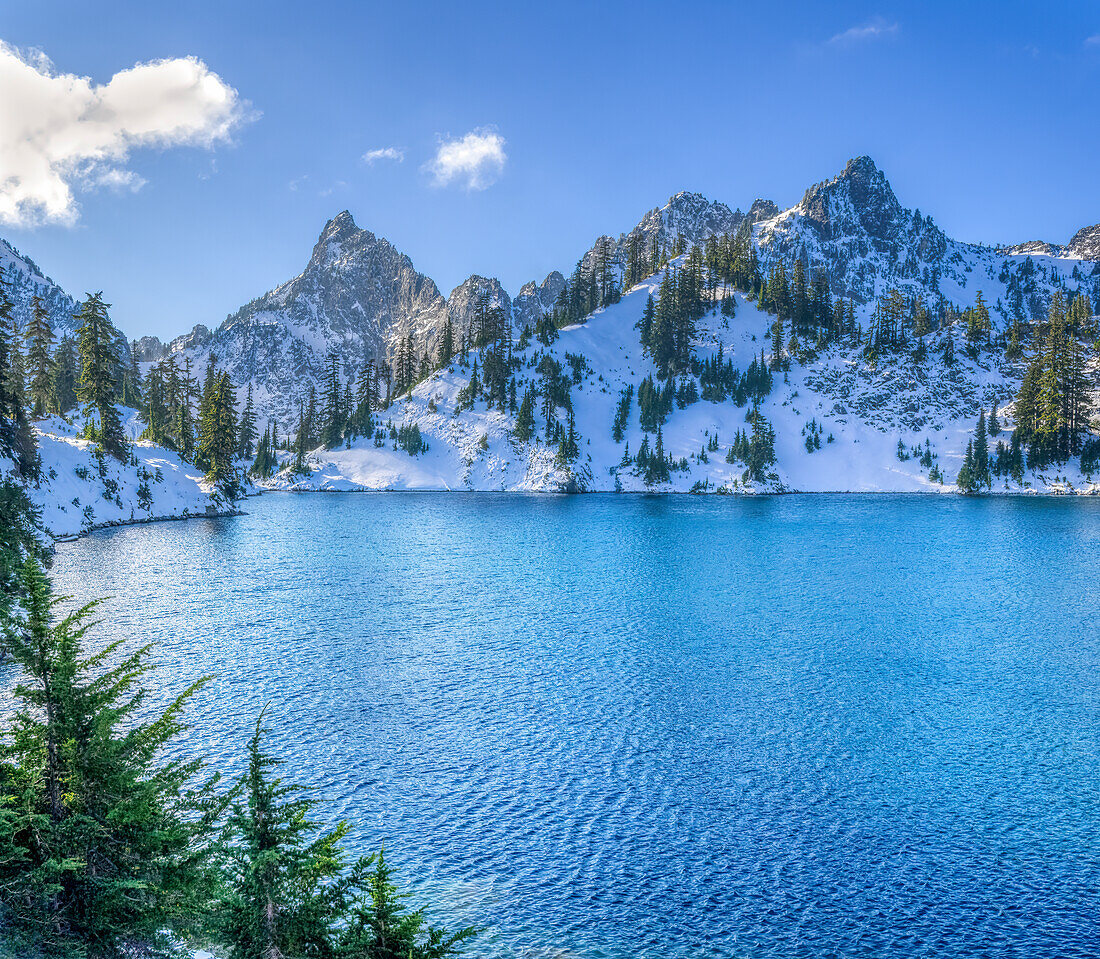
[[362, 146, 404, 164], [0, 41, 251, 227], [828, 17, 899, 47], [424, 128, 506, 191], [1086, 34, 1100, 47]]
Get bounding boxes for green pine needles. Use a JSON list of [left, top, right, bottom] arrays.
[[0, 561, 478, 959]]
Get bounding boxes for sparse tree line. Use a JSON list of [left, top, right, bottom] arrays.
[[0, 269, 245, 503]]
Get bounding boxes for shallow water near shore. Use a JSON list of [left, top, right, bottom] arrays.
[[28, 493, 1100, 957]]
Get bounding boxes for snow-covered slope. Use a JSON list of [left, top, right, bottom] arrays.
[[263, 266, 1100, 496], [2, 410, 223, 539], [160, 156, 1099, 433], [1, 238, 81, 336], [752, 156, 1098, 320]]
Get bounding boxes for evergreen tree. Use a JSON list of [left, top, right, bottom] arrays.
[[0, 480, 48, 626], [238, 382, 258, 459], [0, 272, 37, 475], [436, 315, 454, 369], [197, 371, 240, 500], [0, 558, 225, 957], [49, 336, 78, 416], [974, 410, 990, 489], [24, 296, 54, 418], [335, 848, 477, 959], [956, 439, 977, 493], [75, 293, 127, 459], [514, 388, 536, 442], [214, 714, 350, 959]]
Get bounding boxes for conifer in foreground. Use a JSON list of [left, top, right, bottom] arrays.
[[0, 558, 225, 958]]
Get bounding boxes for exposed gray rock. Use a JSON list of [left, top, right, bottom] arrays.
[[512, 271, 565, 329], [168, 211, 449, 425]]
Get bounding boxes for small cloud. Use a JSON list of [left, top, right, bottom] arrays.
[[288, 174, 310, 192], [828, 16, 899, 46], [0, 40, 250, 227], [319, 180, 347, 198], [424, 128, 506, 191], [1086, 34, 1100, 47], [86, 166, 145, 193], [362, 146, 404, 164]]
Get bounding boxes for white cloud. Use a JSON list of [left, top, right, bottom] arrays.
[[362, 146, 404, 164], [424, 129, 506, 191], [0, 41, 249, 227], [828, 17, 899, 46], [1086, 34, 1100, 47]]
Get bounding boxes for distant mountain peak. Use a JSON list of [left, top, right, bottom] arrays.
[[797, 155, 904, 244], [1067, 223, 1100, 261], [318, 210, 361, 244]]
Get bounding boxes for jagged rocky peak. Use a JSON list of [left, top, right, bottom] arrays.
[[647, 191, 744, 245], [798, 155, 907, 243], [513, 271, 566, 329], [446, 274, 512, 340], [748, 198, 780, 222], [1067, 224, 1100, 261]]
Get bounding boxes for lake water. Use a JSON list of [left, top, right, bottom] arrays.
[[40, 494, 1100, 957]]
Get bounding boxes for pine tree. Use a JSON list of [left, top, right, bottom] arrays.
[[238, 382, 258, 459], [956, 439, 977, 493], [335, 848, 477, 959], [974, 410, 990, 489], [0, 557, 225, 956], [197, 372, 240, 500], [24, 296, 54, 418], [75, 293, 127, 460], [437, 315, 454, 369], [0, 272, 37, 475], [514, 388, 535, 442], [50, 336, 78, 416], [215, 713, 353, 959]]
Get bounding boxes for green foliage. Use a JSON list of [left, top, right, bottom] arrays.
[[0, 557, 225, 957], [335, 848, 477, 959], [513, 388, 536, 443], [215, 718, 476, 959], [197, 369, 242, 501], [75, 292, 127, 461], [0, 479, 48, 627]]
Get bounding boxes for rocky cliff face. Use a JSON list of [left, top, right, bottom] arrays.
[[1067, 224, 1100, 261], [168, 211, 450, 425], [34, 156, 1075, 431], [512, 271, 566, 329]]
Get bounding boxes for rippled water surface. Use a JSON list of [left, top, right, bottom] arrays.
[[37, 494, 1100, 957]]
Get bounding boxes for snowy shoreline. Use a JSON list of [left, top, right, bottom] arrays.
[[51, 506, 247, 544]]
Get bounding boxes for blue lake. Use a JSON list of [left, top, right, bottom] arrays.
[[43, 494, 1100, 957]]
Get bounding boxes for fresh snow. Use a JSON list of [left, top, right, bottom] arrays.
[[260, 267, 1100, 497], [2, 408, 225, 539]]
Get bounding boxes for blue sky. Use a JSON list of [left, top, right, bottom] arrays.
[[2, 0, 1098, 340]]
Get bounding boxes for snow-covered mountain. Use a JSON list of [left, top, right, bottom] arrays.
[[750, 155, 1100, 320], [1003, 223, 1100, 261], [159, 157, 1099, 430], [0, 237, 81, 337], [263, 265, 1099, 496]]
